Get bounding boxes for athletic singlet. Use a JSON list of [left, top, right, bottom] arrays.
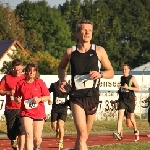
[[70, 44, 101, 98], [49, 81, 71, 105], [119, 75, 135, 100]]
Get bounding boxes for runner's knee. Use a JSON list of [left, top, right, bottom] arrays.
[[79, 131, 88, 143], [33, 137, 42, 147], [26, 132, 33, 140], [58, 120, 64, 128]]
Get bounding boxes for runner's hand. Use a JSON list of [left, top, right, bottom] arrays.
[[33, 96, 41, 104], [89, 71, 101, 80], [124, 83, 129, 89], [59, 82, 66, 92], [48, 100, 53, 105], [7, 89, 15, 96]]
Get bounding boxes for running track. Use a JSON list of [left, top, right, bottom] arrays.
[[0, 133, 150, 150]]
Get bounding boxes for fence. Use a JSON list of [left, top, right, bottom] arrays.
[[0, 73, 150, 121]]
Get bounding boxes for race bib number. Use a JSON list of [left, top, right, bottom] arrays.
[[74, 74, 93, 90], [56, 97, 65, 104], [120, 86, 129, 92], [24, 98, 38, 109]]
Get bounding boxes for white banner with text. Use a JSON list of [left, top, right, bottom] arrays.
[[0, 74, 149, 120]]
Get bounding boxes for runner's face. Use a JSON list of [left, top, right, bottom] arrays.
[[122, 66, 130, 76], [27, 67, 37, 79], [13, 65, 23, 77], [76, 24, 93, 43]]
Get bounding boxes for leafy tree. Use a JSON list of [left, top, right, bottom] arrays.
[[33, 51, 59, 75], [92, 0, 150, 70], [0, 3, 25, 43], [0, 48, 59, 75], [59, 0, 83, 41], [15, 0, 74, 59]]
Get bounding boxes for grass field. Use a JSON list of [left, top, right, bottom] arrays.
[[88, 142, 150, 150], [0, 115, 150, 149], [0, 115, 150, 134]]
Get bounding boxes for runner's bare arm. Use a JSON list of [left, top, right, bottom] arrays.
[[128, 77, 140, 92], [96, 46, 114, 78], [0, 78, 12, 96], [58, 48, 72, 82], [0, 90, 9, 96]]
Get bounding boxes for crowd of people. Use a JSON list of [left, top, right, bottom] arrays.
[[0, 19, 147, 150]]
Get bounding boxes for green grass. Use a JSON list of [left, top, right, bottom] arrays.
[[0, 115, 150, 135], [88, 142, 150, 150], [42, 115, 150, 135]]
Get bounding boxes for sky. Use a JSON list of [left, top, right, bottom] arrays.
[[0, 0, 67, 8]]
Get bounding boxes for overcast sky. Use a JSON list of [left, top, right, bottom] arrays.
[[1, 0, 67, 8]]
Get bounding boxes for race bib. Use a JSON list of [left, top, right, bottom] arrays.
[[24, 98, 38, 109], [74, 74, 93, 90], [120, 86, 129, 92], [56, 97, 65, 104]]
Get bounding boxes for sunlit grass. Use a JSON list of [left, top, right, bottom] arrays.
[[89, 142, 150, 150], [0, 115, 149, 135]]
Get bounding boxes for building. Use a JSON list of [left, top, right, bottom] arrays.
[[131, 62, 150, 71], [0, 40, 25, 70]]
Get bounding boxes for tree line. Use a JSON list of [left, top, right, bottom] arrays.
[[0, 0, 150, 74]]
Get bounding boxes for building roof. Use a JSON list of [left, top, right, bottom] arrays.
[[0, 40, 25, 60], [131, 62, 150, 71]]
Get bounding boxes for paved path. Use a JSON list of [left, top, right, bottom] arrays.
[[0, 133, 149, 150]]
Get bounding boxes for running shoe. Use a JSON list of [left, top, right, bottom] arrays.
[[58, 141, 63, 149], [113, 133, 122, 140], [134, 130, 139, 142], [11, 140, 18, 150]]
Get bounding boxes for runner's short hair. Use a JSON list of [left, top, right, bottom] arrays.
[[76, 19, 93, 32], [12, 58, 23, 67], [122, 64, 131, 69]]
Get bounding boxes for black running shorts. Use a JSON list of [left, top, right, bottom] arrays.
[[4, 109, 25, 140], [118, 99, 135, 113], [51, 106, 67, 122], [70, 96, 99, 115]]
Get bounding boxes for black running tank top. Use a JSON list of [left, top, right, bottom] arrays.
[[70, 44, 101, 98]]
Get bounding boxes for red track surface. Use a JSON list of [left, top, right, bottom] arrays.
[[0, 133, 150, 150]]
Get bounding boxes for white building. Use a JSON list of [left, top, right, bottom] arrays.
[[131, 62, 150, 71], [0, 40, 25, 71]]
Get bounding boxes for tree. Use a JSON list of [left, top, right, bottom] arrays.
[[0, 48, 59, 75], [33, 51, 59, 75], [59, 0, 83, 41], [0, 3, 25, 43], [15, 0, 74, 59], [92, 0, 150, 70]]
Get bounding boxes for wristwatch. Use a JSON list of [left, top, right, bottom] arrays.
[[100, 72, 103, 78]]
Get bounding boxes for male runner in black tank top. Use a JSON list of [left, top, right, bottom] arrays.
[[58, 19, 114, 150], [113, 64, 140, 142]]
